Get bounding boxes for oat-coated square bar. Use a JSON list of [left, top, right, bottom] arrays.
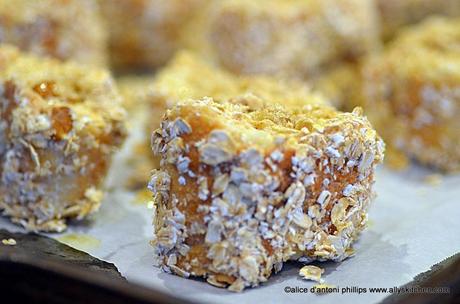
[[363, 17, 460, 172], [150, 97, 384, 291], [0, 45, 126, 232], [195, 0, 380, 78]]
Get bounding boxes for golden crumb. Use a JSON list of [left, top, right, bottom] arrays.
[[299, 265, 324, 282], [1, 238, 16, 246]]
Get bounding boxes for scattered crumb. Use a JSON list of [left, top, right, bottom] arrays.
[[345, 247, 356, 257], [84, 187, 104, 204], [2, 238, 17, 246], [299, 265, 324, 282], [423, 174, 442, 186]]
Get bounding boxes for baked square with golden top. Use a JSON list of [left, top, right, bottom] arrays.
[[0, 45, 126, 232], [150, 98, 384, 291], [99, 0, 205, 71], [0, 0, 107, 66], [194, 0, 380, 78], [363, 17, 460, 172]]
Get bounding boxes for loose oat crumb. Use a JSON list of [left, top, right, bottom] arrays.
[[299, 265, 324, 282], [2, 238, 17, 246]]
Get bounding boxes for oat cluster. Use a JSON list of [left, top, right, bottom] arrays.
[[0, 46, 126, 232], [363, 17, 460, 172], [150, 98, 384, 291]]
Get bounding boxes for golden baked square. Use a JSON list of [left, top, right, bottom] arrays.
[[0, 45, 126, 232], [187, 0, 380, 78], [99, 0, 205, 71], [150, 97, 384, 291], [363, 17, 460, 172]]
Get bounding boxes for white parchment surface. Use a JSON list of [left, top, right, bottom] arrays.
[[1, 113, 459, 304]]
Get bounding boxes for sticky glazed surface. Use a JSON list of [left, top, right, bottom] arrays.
[[0, 46, 126, 232], [99, 0, 206, 70], [150, 98, 384, 291], [0, 0, 107, 66], [377, 0, 460, 39], [205, 0, 380, 77], [363, 17, 460, 172]]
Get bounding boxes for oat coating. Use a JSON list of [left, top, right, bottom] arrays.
[[193, 0, 380, 78], [99, 0, 205, 71], [0, 0, 107, 66], [363, 17, 460, 172], [150, 98, 384, 291], [377, 0, 460, 39], [0, 46, 126, 232]]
